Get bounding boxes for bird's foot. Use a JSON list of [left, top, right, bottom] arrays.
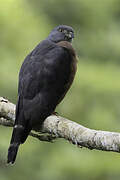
[[52, 112, 59, 116], [30, 132, 56, 143]]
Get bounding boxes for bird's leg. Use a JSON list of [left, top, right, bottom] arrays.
[[30, 131, 56, 142], [52, 112, 59, 116]]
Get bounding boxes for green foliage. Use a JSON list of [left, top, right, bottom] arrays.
[[0, 0, 120, 179]]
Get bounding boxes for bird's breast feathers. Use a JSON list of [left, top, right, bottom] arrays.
[[57, 40, 77, 83]]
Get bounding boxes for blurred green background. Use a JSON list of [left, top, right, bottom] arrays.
[[0, 0, 120, 179]]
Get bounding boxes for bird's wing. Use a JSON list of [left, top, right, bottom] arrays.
[[18, 41, 69, 99], [16, 40, 74, 124], [18, 40, 54, 99]]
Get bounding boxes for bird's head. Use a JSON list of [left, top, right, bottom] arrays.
[[47, 25, 74, 43]]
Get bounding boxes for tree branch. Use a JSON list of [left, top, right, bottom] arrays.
[[0, 97, 120, 153]]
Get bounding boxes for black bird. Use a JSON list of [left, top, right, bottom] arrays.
[[7, 25, 77, 164]]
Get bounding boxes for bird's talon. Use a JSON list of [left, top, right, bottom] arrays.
[[52, 112, 59, 116]]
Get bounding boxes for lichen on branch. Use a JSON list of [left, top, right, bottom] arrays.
[[0, 96, 120, 153]]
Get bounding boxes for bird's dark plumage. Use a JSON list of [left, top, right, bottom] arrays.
[[7, 25, 77, 164]]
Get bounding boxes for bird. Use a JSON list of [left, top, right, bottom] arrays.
[[7, 25, 77, 164]]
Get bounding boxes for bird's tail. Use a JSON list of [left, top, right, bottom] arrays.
[[7, 143, 19, 164], [7, 125, 25, 164]]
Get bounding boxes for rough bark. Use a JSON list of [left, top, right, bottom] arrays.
[[0, 97, 120, 153]]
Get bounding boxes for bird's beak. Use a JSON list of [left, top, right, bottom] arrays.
[[65, 32, 74, 42], [64, 31, 74, 42], [68, 32, 74, 39]]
